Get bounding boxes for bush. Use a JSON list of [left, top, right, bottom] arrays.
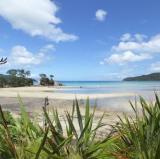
[[0, 95, 160, 159], [0, 75, 7, 87], [0, 97, 115, 159], [113, 94, 160, 159], [0, 111, 14, 125]]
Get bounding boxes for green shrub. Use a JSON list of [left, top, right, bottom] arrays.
[[114, 94, 160, 159], [0, 94, 160, 159], [0, 97, 115, 159], [0, 110, 15, 125]]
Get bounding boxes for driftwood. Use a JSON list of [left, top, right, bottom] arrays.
[[0, 57, 7, 65]]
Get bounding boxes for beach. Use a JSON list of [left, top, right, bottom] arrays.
[[0, 86, 159, 156], [0, 86, 135, 100], [0, 86, 128, 136], [0, 83, 158, 111], [0, 85, 157, 127], [0, 86, 129, 112], [0, 85, 157, 112]]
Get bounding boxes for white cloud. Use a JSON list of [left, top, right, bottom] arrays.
[[150, 62, 160, 72], [107, 51, 151, 64], [0, 0, 78, 42], [9, 44, 54, 66], [114, 34, 160, 54], [11, 46, 43, 65], [120, 33, 132, 42], [102, 33, 160, 64], [40, 44, 55, 53], [95, 9, 107, 22], [120, 33, 147, 42], [134, 34, 147, 42]]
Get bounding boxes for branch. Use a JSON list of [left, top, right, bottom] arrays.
[[0, 57, 7, 65]]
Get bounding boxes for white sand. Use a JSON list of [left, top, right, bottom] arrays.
[[0, 86, 134, 136], [0, 86, 135, 100]]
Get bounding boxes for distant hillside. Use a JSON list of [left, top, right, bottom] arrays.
[[123, 73, 160, 81]]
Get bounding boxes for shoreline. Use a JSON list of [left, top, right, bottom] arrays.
[[0, 86, 156, 113], [0, 86, 147, 133], [0, 86, 135, 100], [0, 96, 124, 134]]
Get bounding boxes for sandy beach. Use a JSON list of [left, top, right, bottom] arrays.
[[0, 86, 135, 100], [0, 86, 128, 116], [0, 86, 153, 113], [0, 86, 155, 137], [0, 86, 131, 134]]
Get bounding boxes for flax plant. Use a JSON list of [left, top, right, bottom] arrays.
[[114, 94, 160, 159], [0, 97, 115, 159]]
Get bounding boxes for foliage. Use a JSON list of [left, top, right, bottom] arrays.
[[0, 75, 7, 88], [123, 72, 160, 81], [17, 69, 31, 78], [6, 69, 18, 77], [39, 74, 47, 79], [0, 95, 160, 159], [0, 97, 115, 159], [39, 74, 55, 86], [0, 69, 34, 88], [7, 69, 31, 78], [113, 94, 160, 159], [0, 111, 15, 125], [0, 57, 7, 65]]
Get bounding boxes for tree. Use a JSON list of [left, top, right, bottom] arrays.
[[39, 74, 49, 86], [0, 69, 35, 88], [0, 57, 7, 65], [6, 69, 17, 76], [50, 75, 54, 80], [18, 69, 31, 78], [25, 71, 31, 77], [17, 69, 25, 78], [40, 77, 50, 86], [39, 74, 47, 79], [49, 75, 54, 86], [0, 75, 7, 87]]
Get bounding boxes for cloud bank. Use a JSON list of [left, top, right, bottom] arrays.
[[11, 44, 55, 66], [0, 0, 78, 42], [102, 33, 160, 64]]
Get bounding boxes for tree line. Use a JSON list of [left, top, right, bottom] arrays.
[[123, 72, 160, 81], [0, 69, 56, 88], [39, 74, 55, 86]]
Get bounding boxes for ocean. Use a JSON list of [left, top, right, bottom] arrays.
[[59, 81, 160, 94], [57, 81, 160, 111]]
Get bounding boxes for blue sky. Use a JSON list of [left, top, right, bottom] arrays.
[[0, 0, 160, 81]]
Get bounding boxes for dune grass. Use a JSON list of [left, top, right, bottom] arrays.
[[0, 95, 160, 159]]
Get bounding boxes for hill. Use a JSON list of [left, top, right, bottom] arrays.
[[123, 73, 160, 81]]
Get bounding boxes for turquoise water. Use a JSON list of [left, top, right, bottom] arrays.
[[58, 81, 160, 94], [57, 81, 160, 111]]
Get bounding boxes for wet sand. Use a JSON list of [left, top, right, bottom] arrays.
[[0, 96, 124, 136], [0, 86, 149, 136], [0, 86, 135, 100]]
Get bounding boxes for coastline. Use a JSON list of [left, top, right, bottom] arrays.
[[0, 86, 132, 123], [0, 96, 123, 135], [0, 86, 157, 113], [0, 86, 135, 100], [0, 86, 153, 137]]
